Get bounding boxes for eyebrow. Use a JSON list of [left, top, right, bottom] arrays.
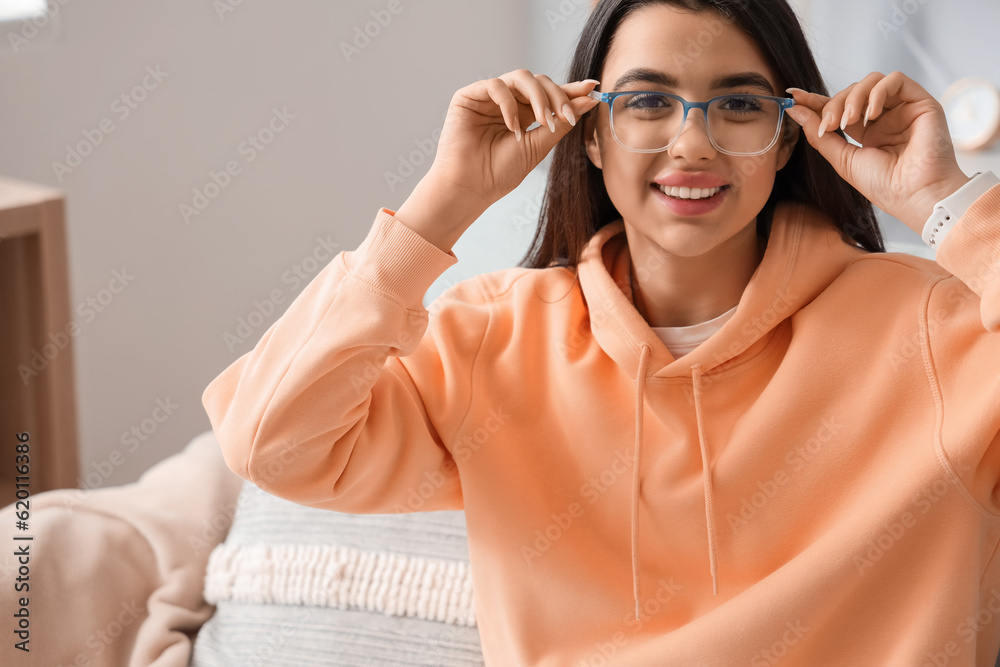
[[612, 68, 776, 95]]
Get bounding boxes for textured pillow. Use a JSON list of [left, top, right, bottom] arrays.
[[189, 481, 484, 666]]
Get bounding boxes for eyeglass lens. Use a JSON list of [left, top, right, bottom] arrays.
[[610, 93, 783, 154]]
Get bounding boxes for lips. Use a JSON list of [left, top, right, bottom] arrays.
[[652, 172, 729, 189]]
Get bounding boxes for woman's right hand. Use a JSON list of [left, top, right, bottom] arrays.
[[427, 70, 601, 208], [395, 70, 601, 252]]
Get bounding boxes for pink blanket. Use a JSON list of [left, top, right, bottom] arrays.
[[1, 429, 243, 667]]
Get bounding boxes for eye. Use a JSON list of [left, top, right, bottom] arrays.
[[717, 95, 764, 114], [623, 93, 670, 110]]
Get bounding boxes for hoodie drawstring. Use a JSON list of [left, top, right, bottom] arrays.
[[691, 363, 719, 596], [632, 343, 650, 621], [631, 350, 720, 621]]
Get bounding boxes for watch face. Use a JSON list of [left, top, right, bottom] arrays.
[[942, 77, 1000, 151]]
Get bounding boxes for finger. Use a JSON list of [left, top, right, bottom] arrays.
[[788, 84, 847, 139], [500, 69, 558, 135], [522, 81, 602, 156], [863, 71, 932, 127], [785, 87, 829, 113], [840, 71, 885, 129], [481, 77, 525, 141], [559, 79, 602, 126], [563, 78, 601, 92], [532, 73, 578, 129], [815, 81, 857, 138], [785, 101, 858, 181], [786, 87, 840, 137], [516, 75, 602, 133], [561, 79, 603, 101], [785, 87, 832, 133]]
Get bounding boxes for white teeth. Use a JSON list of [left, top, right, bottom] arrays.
[[655, 184, 725, 199]]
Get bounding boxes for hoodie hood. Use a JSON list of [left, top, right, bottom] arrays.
[[576, 200, 868, 619]]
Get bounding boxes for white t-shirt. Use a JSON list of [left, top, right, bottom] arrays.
[[650, 304, 738, 359]]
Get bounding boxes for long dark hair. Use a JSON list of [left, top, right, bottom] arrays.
[[517, 0, 885, 270]]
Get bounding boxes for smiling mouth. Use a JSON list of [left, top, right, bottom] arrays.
[[652, 183, 731, 200]]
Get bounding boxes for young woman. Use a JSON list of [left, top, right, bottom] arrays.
[[203, 0, 1000, 664]]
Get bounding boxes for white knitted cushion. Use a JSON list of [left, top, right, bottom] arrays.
[[190, 481, 483, 666]]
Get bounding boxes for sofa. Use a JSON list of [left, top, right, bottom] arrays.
[[6, 430, 1000, 666], [0, 429, 484, 667]]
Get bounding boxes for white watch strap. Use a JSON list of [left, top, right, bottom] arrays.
[[922, 170, 1000, 248]]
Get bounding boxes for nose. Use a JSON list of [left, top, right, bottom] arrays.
[[668, 106, 717, 159]]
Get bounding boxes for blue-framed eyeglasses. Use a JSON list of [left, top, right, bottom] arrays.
[[587, 89, 796, 156]]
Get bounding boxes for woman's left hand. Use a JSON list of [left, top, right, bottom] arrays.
[[785, 71, 971, 236]]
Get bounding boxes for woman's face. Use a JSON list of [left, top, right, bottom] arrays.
[[584, 4, 799, 258]]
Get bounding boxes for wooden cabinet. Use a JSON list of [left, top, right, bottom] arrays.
[[0, 176, 79, 497]]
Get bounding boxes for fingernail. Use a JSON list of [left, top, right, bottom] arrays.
[[562, 103, 576, 127], [785, 87, 806, 95], [581, 79, 600, 86], [544, 107, 556, 133], [818, 113, 830, 138], [516, 126, 522, 142], [840, 106, 851, 131], [863, 103, 872, 127]]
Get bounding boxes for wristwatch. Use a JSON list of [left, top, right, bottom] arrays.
[[922, 169, 1000, 248]]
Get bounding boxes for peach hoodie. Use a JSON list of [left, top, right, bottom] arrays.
[[203, 186, 1000, 666]]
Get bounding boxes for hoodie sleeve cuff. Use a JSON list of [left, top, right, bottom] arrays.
[[935, 183, 1000, 332], [344, 207, 459, 308]]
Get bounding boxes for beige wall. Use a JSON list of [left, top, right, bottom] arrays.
[[0, 0, 531, 488]]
